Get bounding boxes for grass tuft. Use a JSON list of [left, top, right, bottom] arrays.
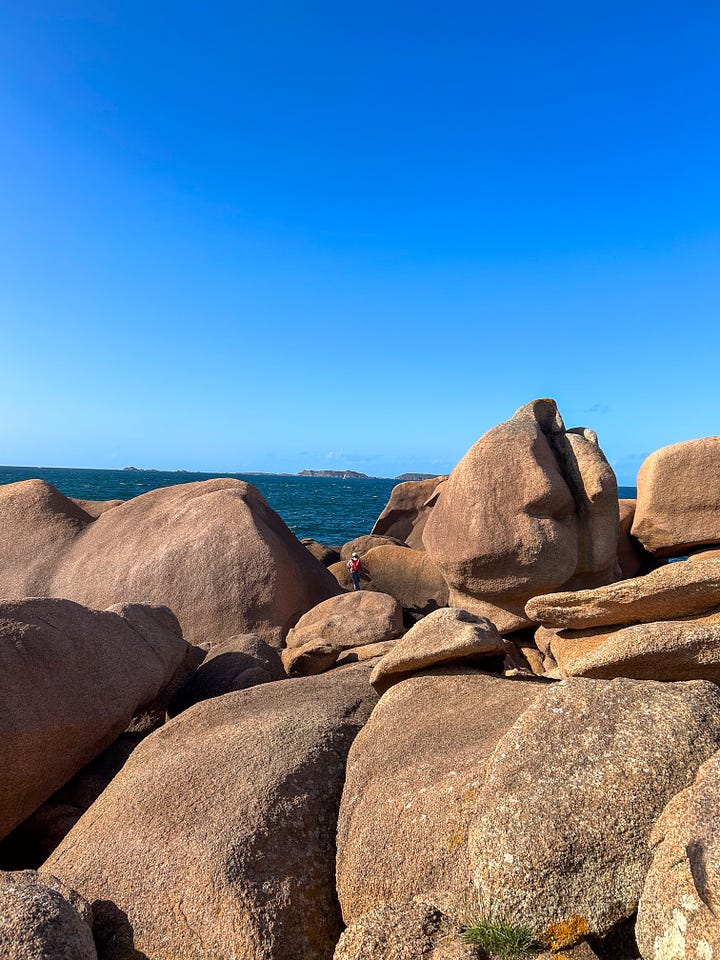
[[459, 915, 540, 960]]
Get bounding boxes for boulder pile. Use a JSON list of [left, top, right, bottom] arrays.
[[2, 400, 720, 959]]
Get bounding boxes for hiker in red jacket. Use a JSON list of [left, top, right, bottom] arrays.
[[347, 552, 362, 591]]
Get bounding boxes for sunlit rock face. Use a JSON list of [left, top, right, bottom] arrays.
[[422, 398, 620, 633]]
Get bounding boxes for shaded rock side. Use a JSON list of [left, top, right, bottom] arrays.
[[331, 546, 449, 622], [617, 499, 650, 579], [334, 900, 474, 960], [369, 608, 505, 694], [636, 750, 720, 959], [0, 869, 96, 960], [301, 539, 341, 567], [46, 667, 377, 960], [370, 476, 448, 550], [69, 498, 124, 518], [0, 732, 145, 870], [632, 438, 720, 557], [469, 677, 720, 943], [286, 591, 404, 650], [168, 633, 285, 716], [336, 669, 543, 922], [0, 477, 341, 645], [549, 613, 720, 682], [525, 554, 720, 630], [422, 399, 619, 634], [0, 597, 192, 841]]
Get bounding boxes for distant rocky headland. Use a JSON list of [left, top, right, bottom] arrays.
[[394, 472, 439, 481], [298, 470, 370, 479], [2, 397, 720, 959], [299, 470, 440, 481]]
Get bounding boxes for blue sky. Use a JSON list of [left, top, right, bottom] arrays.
[[1, 2, 718, 482]]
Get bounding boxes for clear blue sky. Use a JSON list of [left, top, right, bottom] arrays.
[[1, 2, 718, 482]]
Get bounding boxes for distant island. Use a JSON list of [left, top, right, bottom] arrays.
[[297, 470, 440, 481], [298, 470, 370, 479], [395, 473, 440, 481], [123, 467, 188, 474]]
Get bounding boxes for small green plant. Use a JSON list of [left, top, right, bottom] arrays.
[[459, 916, 540, 959], [453, 890, 540, 960]]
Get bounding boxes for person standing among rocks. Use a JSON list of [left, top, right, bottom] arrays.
[[347, 553, 362, 591]]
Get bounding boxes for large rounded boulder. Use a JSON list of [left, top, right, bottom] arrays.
[[632, 438, 720, 556], [0, 597, 193, 842], [469, 677, 720, 945], [336, 669, 543, 922], [422, 399, 620, 633], [285, 591, 404, 651], [46, 667, 377, 960], [0, 477, 341, 644]]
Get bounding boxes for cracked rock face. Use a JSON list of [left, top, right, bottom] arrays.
[[636, 750, 720, 960], [422, 399, 620, 634]]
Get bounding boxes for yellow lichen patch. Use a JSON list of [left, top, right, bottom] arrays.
[[541, 914, 591, 950], [446, 830, 465, 852]]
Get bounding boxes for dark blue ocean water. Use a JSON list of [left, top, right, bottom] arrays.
[[0, 465, 638, 548], [0, 466, 401, 546]]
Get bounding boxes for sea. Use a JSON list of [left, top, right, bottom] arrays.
[[0, 465, 638, 548]]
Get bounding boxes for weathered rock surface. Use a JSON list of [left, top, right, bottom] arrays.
[[331, 546, 449, 622], [0, 597, 192, 841], [469, 677, 720, 943], [632, 438, 720, 556], [526, 554, 720, 630], [336, 669, 543, 921], [286, 591, 404, 650], [168, 634, 284, 716], [550, 614, 720, 682], [422, 400, 620, 634], [369, 608, 505, 694], [334, 900, 473, 960], [301, 538, 341, 566], [282, 639, 341, 676], [340, 534, 408, 560], [47, 667, 377, 960], [0, 869, 96, 960], [636, 750, 720, 959], [371, 476, 448, 550], [0, 477, 341, 645]]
